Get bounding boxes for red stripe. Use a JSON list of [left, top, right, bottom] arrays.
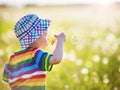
[[29, 74, 46, 79], [10, 48, 37, 60]]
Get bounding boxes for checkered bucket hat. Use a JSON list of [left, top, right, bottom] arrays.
[[14, 14, 51, 49]]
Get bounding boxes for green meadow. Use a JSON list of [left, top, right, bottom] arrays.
[[0, 5, 120, 90]]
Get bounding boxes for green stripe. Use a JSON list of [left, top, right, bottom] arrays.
[[45, 54, 49, 71], [47, 54, 53, 71], [41, 54, 53, 71], [8, 57, 34, 68], [42, 54, 47, 71], [12, 86, 45, 90], [2, 78, 8, 82], [14, 49, 27, 54], [2, 75, 8, 80], [2, 73, 8, 82], [3, 72, 8, 78]]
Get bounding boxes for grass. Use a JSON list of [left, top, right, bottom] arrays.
[[0, 5, 120, 90]]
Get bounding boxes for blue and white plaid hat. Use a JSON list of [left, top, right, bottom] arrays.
[[14, 14, 51, 49]]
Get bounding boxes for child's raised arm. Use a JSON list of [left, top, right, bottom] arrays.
[[50, 32, 66, 64]]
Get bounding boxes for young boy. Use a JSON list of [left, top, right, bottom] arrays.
[[2, 14, 66, 90]]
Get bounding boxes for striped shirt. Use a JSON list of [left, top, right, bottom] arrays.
[[2, 48, 53, 90]]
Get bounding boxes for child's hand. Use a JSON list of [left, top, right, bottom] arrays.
[[54, 32, 66, 42]]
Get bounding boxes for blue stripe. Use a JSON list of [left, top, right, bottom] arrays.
[[9, 58, 35, 72], [38, 53, 47, 69], [35, 50, 44, 65], [10, 64, 38, 76], [4, 64, 10, 75]]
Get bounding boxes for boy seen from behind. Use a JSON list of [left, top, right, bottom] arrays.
[[2, 14, 66, 90]]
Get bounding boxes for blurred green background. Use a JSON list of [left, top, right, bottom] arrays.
[[0, 3, 120, 90]]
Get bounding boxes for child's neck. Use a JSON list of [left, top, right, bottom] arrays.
[[27, 45, 45, 50]]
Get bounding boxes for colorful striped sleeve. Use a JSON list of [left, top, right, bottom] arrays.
[[35, 49, 53, 71], [2, 64, 9, 83]]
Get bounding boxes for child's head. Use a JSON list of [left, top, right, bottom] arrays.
[[29, 32, 48, 49], [14, 14, 51, 49]]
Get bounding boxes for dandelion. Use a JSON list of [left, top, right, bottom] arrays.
[[65, 84, 69, 89], [103, 74, 109, 84], [114, 87, 118, 90], [93, 55, 100, 62], [103, 78, 109, 84], [102, 57, 109, 64], [81, 68, 89, 74], [106, 33, 115, 43]]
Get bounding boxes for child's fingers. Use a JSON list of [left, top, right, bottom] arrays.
[[54, 35, 58, 38], [51, 37, 56, 45]]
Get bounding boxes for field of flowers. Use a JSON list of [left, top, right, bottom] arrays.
[[0, 5, 120, 90]]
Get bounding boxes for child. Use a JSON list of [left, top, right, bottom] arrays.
[[2, 14, 66, 90]]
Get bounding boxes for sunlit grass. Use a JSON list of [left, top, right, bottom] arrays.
[[0, 5, 120, 90]]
